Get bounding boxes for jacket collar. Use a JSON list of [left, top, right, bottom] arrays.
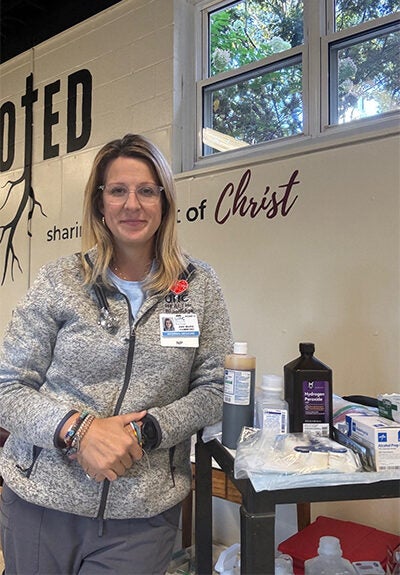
[[83, 247, 196, 294]]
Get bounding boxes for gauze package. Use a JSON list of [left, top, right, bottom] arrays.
[[231, 428, 400, 491], [235, 429, 361, 476]]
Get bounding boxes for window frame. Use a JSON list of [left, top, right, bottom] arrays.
[[189, 0, 400, 171], [199, 50, 305, 156], [321, 12, 400, 128]]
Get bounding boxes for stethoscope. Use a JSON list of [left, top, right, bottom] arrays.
[[93, 283, 120, 334], [84, 253, 119, 334], [85, 256, 194, 335]]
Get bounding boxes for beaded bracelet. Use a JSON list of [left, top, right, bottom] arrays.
[[63, 410, 89, 448], [71, 414, 95, 452]]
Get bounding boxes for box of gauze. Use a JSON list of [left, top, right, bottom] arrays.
[[345, 414, 400, 471]]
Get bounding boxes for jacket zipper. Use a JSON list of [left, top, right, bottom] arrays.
[[96, 304, 136, 528], [94, 291, 163, 529]]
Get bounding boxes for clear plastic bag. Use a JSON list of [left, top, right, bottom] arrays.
[[234, 428, 400, 491], [332, 394, 377, 431], [202, 421, 222, 443]]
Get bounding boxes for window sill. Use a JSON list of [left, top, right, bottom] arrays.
[[177, 113, 399, 179]]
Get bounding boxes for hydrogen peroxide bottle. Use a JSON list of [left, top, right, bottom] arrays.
[[284, 342, 333, 437], [304, 536, 356, 575], [222, 342, 256, 449], [255, 374, 288, 435]]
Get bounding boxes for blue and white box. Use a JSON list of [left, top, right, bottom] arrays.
[[345, 414, 400, 471]]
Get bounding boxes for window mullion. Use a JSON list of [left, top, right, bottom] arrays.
[[326, 0, 335, 33], [305, 0, 325, 137], [201, 6, 209, 79]]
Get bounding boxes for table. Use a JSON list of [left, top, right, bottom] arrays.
[[194, 433, 400, 575]]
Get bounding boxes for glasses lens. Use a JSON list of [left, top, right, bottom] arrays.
[[136, 185, 161, 201], [103, 185, 162, 204], [104, 185, 128, 203]]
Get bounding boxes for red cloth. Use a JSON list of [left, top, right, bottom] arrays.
[[278, 515, 400, 574]]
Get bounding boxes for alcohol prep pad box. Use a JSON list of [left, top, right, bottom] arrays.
[[346, 413, 400, 471]]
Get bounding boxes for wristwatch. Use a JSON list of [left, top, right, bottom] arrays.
[[140, 414, 161, 452]]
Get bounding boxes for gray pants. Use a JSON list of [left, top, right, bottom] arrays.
[[0, 484, 181, 575]]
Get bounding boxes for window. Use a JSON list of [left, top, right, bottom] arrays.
[[328, 2, 400, 125], [202, 56, 303, 151], [196, 0, 400, 161]]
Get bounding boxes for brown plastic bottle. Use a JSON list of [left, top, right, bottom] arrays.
[[284, 342, 333, 438], [222, 342, 256, 449]]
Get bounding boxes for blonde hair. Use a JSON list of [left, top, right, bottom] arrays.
[[81, 134, 188, 294]]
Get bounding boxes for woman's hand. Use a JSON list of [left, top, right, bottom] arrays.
[[74, 411, 146, 482]]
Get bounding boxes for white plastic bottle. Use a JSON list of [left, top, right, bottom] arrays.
[[255, 374, 288, 434], [304, 536, 356, 575], [275, 553, 294, 574]]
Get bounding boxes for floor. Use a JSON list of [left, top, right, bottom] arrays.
[[168, 544, 227, 575]]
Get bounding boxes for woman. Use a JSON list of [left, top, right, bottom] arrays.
[[163, 317, 175, 331], [0, 134, 233, 574]]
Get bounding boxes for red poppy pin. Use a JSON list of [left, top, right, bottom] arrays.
[[170, 279, 189, 295]]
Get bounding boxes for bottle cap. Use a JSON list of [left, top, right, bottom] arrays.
[[318, 536, 342, 556], [261, 374, 283, 392], [299, 342, 315, 354], [233, 342, 248, 354]]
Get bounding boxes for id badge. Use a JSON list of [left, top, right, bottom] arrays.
[[160, 313, 200, 347]]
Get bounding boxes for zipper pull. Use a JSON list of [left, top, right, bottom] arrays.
[[124, 327, 135, 343]]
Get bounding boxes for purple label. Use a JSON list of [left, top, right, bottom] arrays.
[[302, 380, 330, 422]]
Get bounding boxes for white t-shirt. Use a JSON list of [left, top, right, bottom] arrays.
[[108, 270, 144, 318]]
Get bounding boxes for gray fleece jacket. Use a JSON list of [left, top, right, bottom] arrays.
[[0, 249, 233, 519]]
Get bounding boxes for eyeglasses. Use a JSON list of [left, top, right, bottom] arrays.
[[99, 184, 164, 205]]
